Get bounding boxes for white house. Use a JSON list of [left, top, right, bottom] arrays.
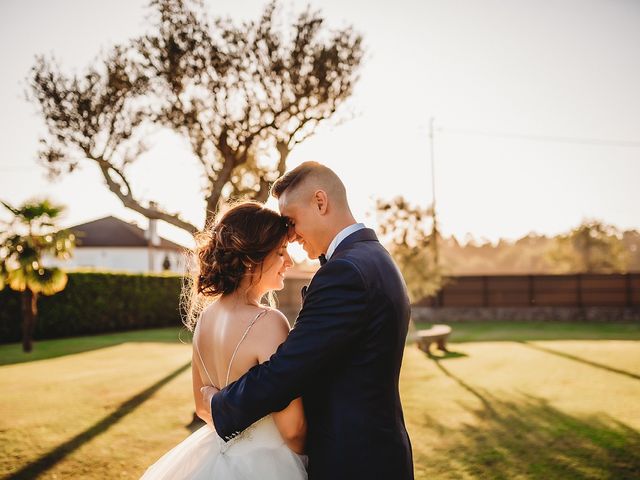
[[52, 216, 187, 274]]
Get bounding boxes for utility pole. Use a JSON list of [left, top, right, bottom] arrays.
[[429, 117, 440, 268]]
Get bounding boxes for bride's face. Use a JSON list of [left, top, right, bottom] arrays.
[[257, 241, 293, 291]]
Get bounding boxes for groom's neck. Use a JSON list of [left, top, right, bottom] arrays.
[[323, 214, 358, 249]]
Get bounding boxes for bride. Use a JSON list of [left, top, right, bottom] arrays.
[[141, 201, 308, 479]]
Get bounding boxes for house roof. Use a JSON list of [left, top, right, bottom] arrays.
[[69, 216, 185, 251]]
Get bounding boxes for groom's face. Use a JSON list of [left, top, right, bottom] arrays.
[[279, 191, 324, 260]]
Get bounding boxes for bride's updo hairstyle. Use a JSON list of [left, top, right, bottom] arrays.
[[182, 201, 289, 331]]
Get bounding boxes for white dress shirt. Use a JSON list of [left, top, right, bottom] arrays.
[[325, 223, 366, 260]]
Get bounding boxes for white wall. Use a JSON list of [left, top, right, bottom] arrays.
[[47, 247, 187, 274]]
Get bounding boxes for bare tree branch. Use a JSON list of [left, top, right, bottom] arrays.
[[29, 0, 364, 233]]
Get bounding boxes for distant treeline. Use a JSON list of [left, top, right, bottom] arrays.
[[438, 228, 639, 275], [375, 198, 637, 298]]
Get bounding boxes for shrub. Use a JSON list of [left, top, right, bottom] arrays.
[[0, 271, 182, 343]]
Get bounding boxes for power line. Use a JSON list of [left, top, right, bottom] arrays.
[[436, 126, 640, 148]]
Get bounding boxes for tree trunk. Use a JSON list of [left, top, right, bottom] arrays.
[[21, 289, 38, 353], [255, 177, 272, 203], [204, 153, 238, 227], [255, 143, 290, 202]]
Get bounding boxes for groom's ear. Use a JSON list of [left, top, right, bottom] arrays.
[[313, 190, 329, 215]]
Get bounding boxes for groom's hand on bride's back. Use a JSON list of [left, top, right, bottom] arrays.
[[200, 386, 218, 426]]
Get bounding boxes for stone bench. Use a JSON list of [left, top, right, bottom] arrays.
[[416, 324, 452, 354]]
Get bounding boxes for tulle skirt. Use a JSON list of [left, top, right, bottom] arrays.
[[140, 415, 308, 479]]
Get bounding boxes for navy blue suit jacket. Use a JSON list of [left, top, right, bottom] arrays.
[[211, 228, 414, 479]]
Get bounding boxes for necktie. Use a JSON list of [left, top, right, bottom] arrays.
[[319, 254, 327, 265]]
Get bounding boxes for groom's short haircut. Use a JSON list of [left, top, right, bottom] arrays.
[[271, 161, 348, 206]]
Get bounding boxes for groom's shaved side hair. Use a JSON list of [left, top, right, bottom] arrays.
[[271, 161, 348, 206]]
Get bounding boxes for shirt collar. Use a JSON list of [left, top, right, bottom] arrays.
[[325, 223, 366, 260]]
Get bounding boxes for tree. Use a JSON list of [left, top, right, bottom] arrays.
[[0, 200, 75, 352], [28, 0, 364, 232], [375, 197, 444, 303], [546, 219, 629, 273], [622, 230, 640, 272]]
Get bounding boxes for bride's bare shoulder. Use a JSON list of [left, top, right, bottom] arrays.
[[251, 308, 291, 360], [256, 307, 290, 332]]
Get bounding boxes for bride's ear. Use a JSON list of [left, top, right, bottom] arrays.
[[314, 190, 329, 215]]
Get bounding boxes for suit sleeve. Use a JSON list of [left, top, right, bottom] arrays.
[[211, 258, 369, 440]]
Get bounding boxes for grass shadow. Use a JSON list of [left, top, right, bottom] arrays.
[[0, 327, 192, 367], [427, 350, 468, 360], [427, 352, 496, 417], [413, 394, 640, 479], [519, 341, 640, 382], [6, 361, 191, 480]]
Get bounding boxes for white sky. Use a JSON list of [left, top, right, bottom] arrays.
[[1, 0, 639, 251]]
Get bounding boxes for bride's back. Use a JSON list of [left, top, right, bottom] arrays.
[[143, 299, 308, 480], [194, 299, 273, 389]]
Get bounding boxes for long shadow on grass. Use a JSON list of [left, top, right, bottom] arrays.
[[414, 394, 640, 479], [0, 328, 192, 367], [519, 341, 640, 382], [428, 352, 496, 417], [7, 361, 191, 480]]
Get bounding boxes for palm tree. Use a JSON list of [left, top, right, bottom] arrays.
[[0, 199, 75, 352]]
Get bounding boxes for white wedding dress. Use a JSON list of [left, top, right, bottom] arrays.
[[141, 310, 308, 479]]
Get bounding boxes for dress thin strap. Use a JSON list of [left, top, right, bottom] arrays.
[[194, 319, 220, 389], [195, 341, 219, 389], [225, 309, 268, 387]]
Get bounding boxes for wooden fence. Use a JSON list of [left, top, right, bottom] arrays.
[[417, 273, 640, 308]]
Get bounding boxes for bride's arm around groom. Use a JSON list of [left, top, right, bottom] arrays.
[[253, 308, 307, 454]]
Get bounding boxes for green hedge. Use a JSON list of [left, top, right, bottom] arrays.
[[0, 271, 183, 343]]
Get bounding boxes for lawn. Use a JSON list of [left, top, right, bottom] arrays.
[[1, 323, 639, 479], [0, 328, 192, 367], [412, 320, 640, 343]]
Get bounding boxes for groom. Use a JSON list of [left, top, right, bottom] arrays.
[[202, 161, 414, 479]]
